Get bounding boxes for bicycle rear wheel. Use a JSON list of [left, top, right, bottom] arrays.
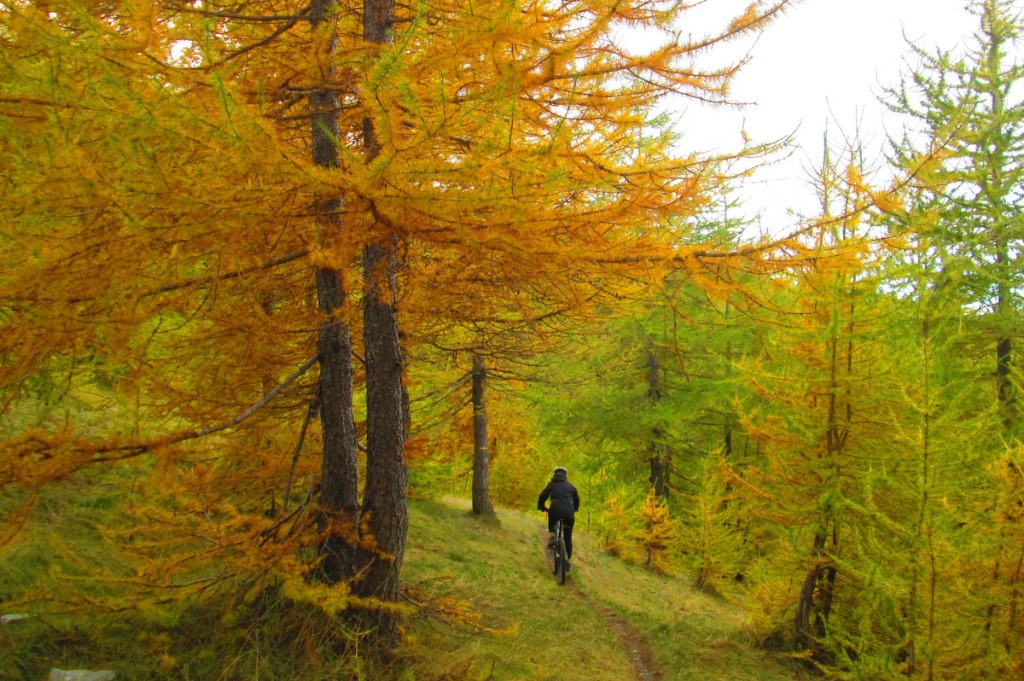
[[555, 522, 567, 585]]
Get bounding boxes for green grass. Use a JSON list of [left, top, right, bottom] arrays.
[[1, 492, 808, 680], [399, 498, 634, 681], [399, 497, 808, 681], [572, 543, 803, 681]]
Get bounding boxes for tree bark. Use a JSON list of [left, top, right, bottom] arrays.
[[997, 240, 1014, 432], [646, 346, 669, 497], [357, 238, 408, 638], [471, 354, 495, 516], [795, 529, 837, 651], [354, 0, 406, 639], [310, 0, 361, 585], [648, 443, 668, 499], [646, 346, 661, 401], [795, 272, 845, 656]]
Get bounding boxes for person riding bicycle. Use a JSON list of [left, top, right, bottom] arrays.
[[537, 466, 581, 570]]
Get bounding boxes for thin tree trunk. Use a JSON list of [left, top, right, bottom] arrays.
[[988, 19, 1022, 645], [795, 215, 846, 656], [1009, 541, 1024, 639], [724, 301, 734, 458], [997, 242, 1013, 431], [927, 526, 937, 681], [471, 354, 495, 516], [310, 0, 360, 585], [649, 445, 668, 498], [646, 346, 669, 497], [909, 313, 937, 677]]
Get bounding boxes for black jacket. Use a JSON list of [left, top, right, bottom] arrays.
[[537, 470, 580, 518]]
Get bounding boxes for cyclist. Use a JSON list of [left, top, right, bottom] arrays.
[[537, 466, 581, 570]]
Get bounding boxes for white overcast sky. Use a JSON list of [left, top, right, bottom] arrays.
[[672, 0, 994, 233]]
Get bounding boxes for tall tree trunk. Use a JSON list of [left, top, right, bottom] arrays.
[[794, 247, 846, 656], [985, 18, 1023, 645], [310, 0, 361, 585], [724, 302, 735, 458], [993, 224, 1021, 645], [358, 238, 408, 637], [649, 438, 668, 498], [354, 0, 407, 640], [471, 354, 495, 516], [909, 313, 939, 678], [997, 241, 1014, 430], [646, 345, 669, 497]]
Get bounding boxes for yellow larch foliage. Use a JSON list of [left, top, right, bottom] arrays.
[[729, 3, 763, 33], [599, 494, 633, 557], [639, 488, 676, 571], [728, 1, 787, 35], [0, 0, 796, 620]]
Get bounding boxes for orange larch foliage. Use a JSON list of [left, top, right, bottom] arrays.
[[0, 0, 795, 617]]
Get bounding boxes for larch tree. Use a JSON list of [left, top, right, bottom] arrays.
[[0, 0, 794, 642], [640, 487, 677, 571], [310, 0, 362, 592], [867, 226, 1002, 679], [884, 0, 1024, 663], [730, 142, 897, 661], [886, 0, 1024, 429], [402, 243, 594, 516]]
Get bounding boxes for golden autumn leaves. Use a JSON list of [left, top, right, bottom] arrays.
[[0, 0, 803, 644]]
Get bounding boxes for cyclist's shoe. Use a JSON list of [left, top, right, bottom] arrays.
[[565, 561, 571, 572], [547, 535, 556, 550]]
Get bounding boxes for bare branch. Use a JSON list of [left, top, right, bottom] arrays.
[[144, 248, 309, 298], [87, 353, 320, 461]]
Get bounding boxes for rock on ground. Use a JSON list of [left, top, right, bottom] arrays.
[[48, 670, 116, 681]]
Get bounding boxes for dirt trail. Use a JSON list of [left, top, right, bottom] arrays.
[[537, 528, 662, 681], [573, 586, 662, 681]]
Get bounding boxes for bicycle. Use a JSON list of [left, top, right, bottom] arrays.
[[547, 519, 569, 585]]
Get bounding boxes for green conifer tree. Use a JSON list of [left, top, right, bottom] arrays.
[[883, 1, 1024, 667]]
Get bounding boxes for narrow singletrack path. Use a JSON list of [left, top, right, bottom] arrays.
[[537, 527, 662, 681]]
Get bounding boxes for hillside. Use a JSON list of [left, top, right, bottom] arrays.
[[399, 497, 808, 681], [1, 491, 808, 680]]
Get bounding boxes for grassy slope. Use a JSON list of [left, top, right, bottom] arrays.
[[1, 487, 807, 680], [400, 497, 807, 681]]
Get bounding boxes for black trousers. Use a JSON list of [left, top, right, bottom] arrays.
[[548, 513, 575, 560]]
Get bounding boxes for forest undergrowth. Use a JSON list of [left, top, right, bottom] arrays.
[[0, 485, 808, 681]]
